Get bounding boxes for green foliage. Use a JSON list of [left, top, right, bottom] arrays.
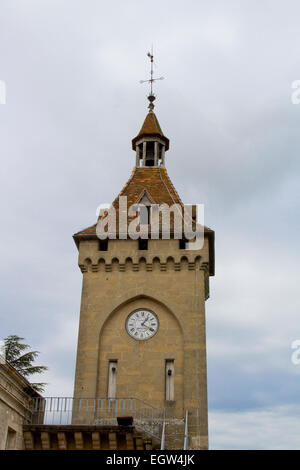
[[3, 335, 48, 393]]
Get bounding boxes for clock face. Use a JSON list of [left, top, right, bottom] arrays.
[[125, 309, 159, 341]]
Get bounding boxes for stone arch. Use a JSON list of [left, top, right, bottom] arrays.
[[96, 294, 184, 411], [166, 256, 175, 271], [138, 257, 147, 271], [194, 255, 201, 269], [111, 257, 119, 272], [98, 258, 105, 272], [180, 256, 189, 270], [125, 257, 133, 271], [100, 294, 184, 335], [84, 258, 92, 272], [152, 256, 160, 271]]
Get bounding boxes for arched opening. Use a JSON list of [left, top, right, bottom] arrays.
[[97, 295, 184, 412]]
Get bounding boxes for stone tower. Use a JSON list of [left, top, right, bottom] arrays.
[[72, 94, 215, 450]]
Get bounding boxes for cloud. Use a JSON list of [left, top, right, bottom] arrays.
[[209, 405, 300, 449], [0, 0, 299, 449]]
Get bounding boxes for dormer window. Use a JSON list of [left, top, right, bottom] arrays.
[[140, 205, 151, 225], [137, 192, 153, 226]]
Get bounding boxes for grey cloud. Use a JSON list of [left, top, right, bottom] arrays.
[[0, 0, 299, 449]]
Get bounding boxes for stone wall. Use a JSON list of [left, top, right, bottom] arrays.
[[0, 362, 40, 450], [73, 238, 211, 449]]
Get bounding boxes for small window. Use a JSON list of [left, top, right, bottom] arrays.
[[140, 205, 150, 225], [165, 360, 174, 401], [145, 142, 155, 166], [99, 239, 108, 251], [179, 239, 186, 250], [108, 360, 118, 398], [5, 428, 16, 450], [138, 239, 148, 250], [145, 158, 154, 167]]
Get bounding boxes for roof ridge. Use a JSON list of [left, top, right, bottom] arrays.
[[112, 166, 137, 206], [159, 168, 183, 206]]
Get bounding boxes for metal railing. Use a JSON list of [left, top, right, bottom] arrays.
[[183, 409, 189, 450], [25, 397, 164, 441], [160, 410, 166, 449]]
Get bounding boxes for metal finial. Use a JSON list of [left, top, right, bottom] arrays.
[[139, 48, 164, 112]]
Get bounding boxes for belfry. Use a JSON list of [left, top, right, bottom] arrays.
[[23, 55, 215, 451], [71, 61, 215, 450]]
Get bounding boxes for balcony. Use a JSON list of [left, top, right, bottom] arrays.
[[23, 397, 165, 450]]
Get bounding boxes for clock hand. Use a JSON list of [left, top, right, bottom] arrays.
[[141, 315, 149, 326]]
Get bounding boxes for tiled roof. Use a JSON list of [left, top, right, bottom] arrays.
[[132, 112, 169, 150], [113, 167, 182, 207], [74, 167, 181, 238], [74, 167, 213, 235], [73, 166, 215, 275]]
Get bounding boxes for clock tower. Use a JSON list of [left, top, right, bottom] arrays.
[[72, 90, 215, 450]]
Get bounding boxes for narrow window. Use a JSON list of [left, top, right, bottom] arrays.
[[140, 205, 151, 225], [107, 360, 117, 398], [138, 239, 148, 250], [165, 360, 174, 401], [179, 239, 186, 250], [5, 428, 16, 450], [145, 142, 155, 166], [99, 239, 108, 251]]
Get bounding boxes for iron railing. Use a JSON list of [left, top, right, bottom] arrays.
[[160, 409, 166, 449], [25, 397, 164, 440], [183, 409, 189, 450]]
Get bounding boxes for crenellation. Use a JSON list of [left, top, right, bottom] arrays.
[[80, 250, 205, 273], [71, 96, 214, 451]]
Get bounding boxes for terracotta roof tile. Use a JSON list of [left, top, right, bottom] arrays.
[[74, 167, 213, 237], [73, 167, 182, 238], [132, 112, 169, 150], [73, 167, 215, 275], [113, 167, 182, 208]]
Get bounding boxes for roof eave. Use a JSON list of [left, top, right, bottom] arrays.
[[131, 134, 170, 151], [72, 230, 215, 276]]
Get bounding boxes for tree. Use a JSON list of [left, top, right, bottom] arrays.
[[3, 335, 48, 393]]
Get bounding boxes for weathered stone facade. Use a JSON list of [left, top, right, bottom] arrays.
[[0, 361, 40, 449], [73, 235, 212, 449], [20, 99, 215, 451], [71, 101, 215, 450], [22, 425, 158, 450]]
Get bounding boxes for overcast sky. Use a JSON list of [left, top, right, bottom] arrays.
[[1, 0, 300, 450]]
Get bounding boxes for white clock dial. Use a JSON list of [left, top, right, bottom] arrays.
[[126, 309, 159, 341]]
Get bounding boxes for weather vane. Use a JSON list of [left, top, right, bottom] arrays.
[[139, 48, 164, 111]]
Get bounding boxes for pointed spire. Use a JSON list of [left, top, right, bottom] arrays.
[[131, 110, 169, 151]]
